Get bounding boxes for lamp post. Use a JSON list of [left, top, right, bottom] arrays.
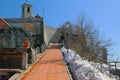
[[66, 22, 69, 54]]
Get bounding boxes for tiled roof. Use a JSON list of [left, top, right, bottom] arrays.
[[0, 18, 10, 29]]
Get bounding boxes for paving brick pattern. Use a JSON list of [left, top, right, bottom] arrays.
[[18, 45, 71, 80]]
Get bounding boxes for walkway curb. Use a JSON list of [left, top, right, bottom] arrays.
[[17, 50, 47, 80]]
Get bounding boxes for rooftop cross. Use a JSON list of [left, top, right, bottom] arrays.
[[42, 8, 45, 19], [26, 0, 28, 3]]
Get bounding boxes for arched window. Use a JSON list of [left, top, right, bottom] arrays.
[[27, 7, 30, 13]]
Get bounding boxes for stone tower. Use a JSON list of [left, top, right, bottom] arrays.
[[22, 3, 33, 18]]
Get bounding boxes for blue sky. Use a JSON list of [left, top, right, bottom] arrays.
[[0, 0, 120, 61]]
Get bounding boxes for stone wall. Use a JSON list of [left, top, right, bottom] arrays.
[[4, 17, 45, 49], [0, 27, 29, 48], [44, 25, 56, 45], [5, 17, 43, 35], [0, 48, 27, 69], [4, 17, 57, 46]]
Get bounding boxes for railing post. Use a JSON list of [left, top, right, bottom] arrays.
[[109, 62, 111, 78], [22, 51, 28, 69]]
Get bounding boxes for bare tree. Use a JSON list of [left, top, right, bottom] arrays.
[[59, 15, 111, 63]]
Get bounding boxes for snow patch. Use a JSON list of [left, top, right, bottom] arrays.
[[61, 47, 117, 80]]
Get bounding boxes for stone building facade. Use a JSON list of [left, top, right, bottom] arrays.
[[0, 2, 57, 69], [4, 2, 56, 47], [0, 2, 45, 69], [4, 2, 44, 48]]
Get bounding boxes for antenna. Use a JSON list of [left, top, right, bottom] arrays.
[[42, 8, 45, 19], [26, 0, 28, 3]]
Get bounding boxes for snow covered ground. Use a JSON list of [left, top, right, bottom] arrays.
[[61, 47, 119, 80]]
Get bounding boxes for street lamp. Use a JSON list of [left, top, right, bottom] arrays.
[[66, 22, 69, 54]]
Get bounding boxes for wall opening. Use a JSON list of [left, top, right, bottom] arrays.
[[27, 7, 30, 13]]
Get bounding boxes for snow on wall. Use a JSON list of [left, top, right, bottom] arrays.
[[61, 47, 117, 80]]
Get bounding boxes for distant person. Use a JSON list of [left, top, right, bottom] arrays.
[[60, 32, 65, 45]]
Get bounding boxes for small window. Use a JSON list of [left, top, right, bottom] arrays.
[[22, 8, 24, 13], [27, 7, 30, 13]]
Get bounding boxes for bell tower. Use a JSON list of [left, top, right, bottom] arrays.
[[22, 2, 33, 18]]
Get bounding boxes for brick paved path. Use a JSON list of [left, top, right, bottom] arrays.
[[18, 45, 72, 80]]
